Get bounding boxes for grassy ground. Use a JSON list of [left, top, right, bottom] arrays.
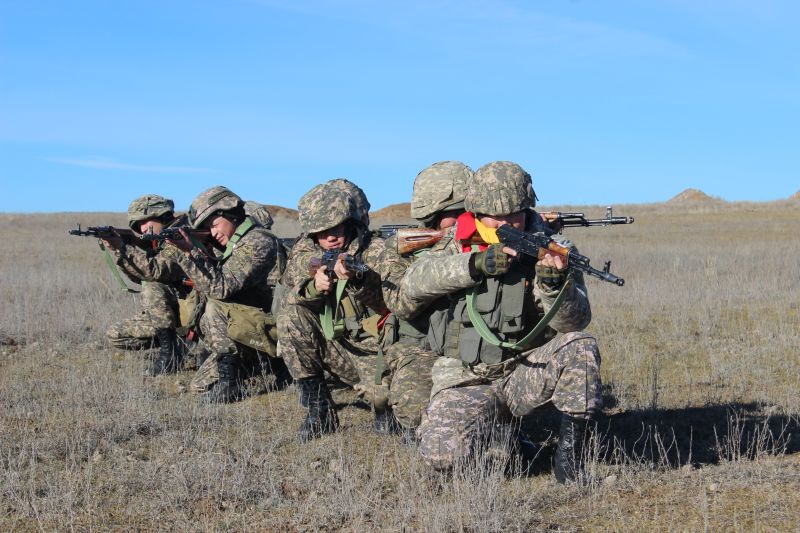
[[1, 202, 799, 531]]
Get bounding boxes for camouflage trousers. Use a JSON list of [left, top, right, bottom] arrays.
[[106, 281, 179, 350], [189, 299, 277, 393], [417, 331, 602, 470], [278, 301, 389, 409], [383, 342, 437, 429]]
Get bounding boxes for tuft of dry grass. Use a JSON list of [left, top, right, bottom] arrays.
[[1, 202, 799, 531]]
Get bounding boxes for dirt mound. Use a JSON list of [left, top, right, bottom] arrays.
[[789, 191, 800, 201], [264, 204, 298, 219], [668, 188, 720, 203], [371, 202, 411, 219]]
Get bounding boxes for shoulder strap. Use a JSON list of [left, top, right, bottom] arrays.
[[321, 279, 348, 340], [465, 245, 570, 352], [98, 242, 140, 293], [221, 217, 255, 261]]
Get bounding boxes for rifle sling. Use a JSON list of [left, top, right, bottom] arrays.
[[321, 279, 348, 340], [221, 217, 255, 261], [465, 246, 570, 352], [98, 241, 140, 293]]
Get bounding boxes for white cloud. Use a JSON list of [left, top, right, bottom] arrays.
[[46, 156, 212, 174]]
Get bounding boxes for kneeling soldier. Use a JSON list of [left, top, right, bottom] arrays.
[[395, 161, 602, 483], [170, 186, 283, 404], [102, 194, 191, 375], [277, 180, 389, 441]]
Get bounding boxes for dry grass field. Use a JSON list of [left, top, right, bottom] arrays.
[[1, 199, 799, 531]]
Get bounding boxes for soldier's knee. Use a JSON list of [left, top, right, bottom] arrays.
[[418, 432, 457, 471]]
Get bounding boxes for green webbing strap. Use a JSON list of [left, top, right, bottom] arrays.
[[221, 217, 255, 261], [465, 245, 571, 352], [98, 242, 139, 293], [321, 279, 348, 340]]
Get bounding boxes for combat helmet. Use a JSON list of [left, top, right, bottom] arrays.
[[188, 186, 243, 229], [329, 178, 370, 226], [297, 181, 359, 234], [127, 194, 175, 231], [465, 161, 536, 216], [411, 161, 473, 224]]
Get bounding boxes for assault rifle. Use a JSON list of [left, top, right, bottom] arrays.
[[376, 224, 418, 239], [309, 249, 371, 278], [540, 206, 634, 232], [69, 224, 139, 240], [138, 226, 211, 243], [496, 225, 624, 286]]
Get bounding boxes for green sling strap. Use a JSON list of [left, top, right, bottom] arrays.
[[465, 245, 571, 352], [321, 279, 348, 340], [98, 242, 140, 293], [221, 217, 255, 261]]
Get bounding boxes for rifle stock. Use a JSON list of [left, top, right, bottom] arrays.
[[396, 228, 446, 255]]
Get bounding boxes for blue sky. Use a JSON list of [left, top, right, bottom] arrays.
[[1, 0, 797, 212]]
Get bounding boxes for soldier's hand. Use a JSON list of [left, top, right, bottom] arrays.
[[332, 253, 353, 280], [168, 229, 195, 254], [101, 235, 123, 250], [471, 244, 511, 277], [314, 265, 333, 293], [536, 251, 568, 288]]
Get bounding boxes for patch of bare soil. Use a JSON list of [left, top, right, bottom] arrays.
[[668, 188, 723, 203], [371, 202, 411, 219]]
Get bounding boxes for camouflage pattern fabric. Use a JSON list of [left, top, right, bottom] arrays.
[[410, 161, 472, 222], [417, 332, 602, 469], [106, 281, 179, 349], [127, 194, 174, 230], [392, 203, 598, 469], [328, 178, 371, 226], [243, 201, 274, 229], [175, 224, 278, 391], [382, 342, 437, 428], [277, 226, 391, 407], [297, 183, 359, 235], [189, 186, 242, 229], [465, 161, 536, 216]]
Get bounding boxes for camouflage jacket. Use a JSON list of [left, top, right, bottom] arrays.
[[393, 218, 592, 338], [111, 216, 187, 286], [174, 224, 278, 310], [281, 229, 388, 319]]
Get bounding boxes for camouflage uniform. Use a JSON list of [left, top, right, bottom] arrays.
[[393, 161, 602, 473], [175, 186, 281, 400], [105, 195, 188, 350], [278, 182, 388, 404], [378, 161, 473, 430]]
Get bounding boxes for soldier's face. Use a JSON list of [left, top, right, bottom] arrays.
[[314, 223, 347, 250], [138, 219, 165, 236], [437, 210, 462, 230], [477, 211, 526, 230], [208, 215, 237, 247]]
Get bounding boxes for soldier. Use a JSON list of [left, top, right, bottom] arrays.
[[277, 179, 389, 442], [393, 161, 602, 483], [169, 186, 283, 404], [102, 194, 191, 375], [378, 161, 473, 435]]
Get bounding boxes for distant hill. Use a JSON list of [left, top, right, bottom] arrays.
[[264, 204, 298, 219], [668, 188, 722, 203], [789, 191, 800, 201], [371, 202, 411, 219]]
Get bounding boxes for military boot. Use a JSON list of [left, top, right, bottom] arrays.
[[554, 414, 591, 484], [145, 329, 183, 376], [199, 354, 245, 404], [296, 378, 339, 442], [373, 406, 402, 436]]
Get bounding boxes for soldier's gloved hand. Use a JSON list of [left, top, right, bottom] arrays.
[[535, 262, 568, 289], [470, 244, 511, 278]]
